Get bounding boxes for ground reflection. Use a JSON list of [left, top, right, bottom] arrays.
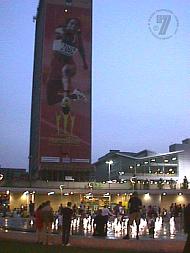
[[0, 216, 186, 240]]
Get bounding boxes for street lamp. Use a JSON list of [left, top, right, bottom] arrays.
[[105, 160, 113, 182], [130, 175, 137, 192], [105, 160, 113, 206], [59, 184, 64, 201]]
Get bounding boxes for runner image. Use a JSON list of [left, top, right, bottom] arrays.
[[46, 18, 88, 115]]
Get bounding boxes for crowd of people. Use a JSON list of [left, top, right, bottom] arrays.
[[1, 192, 190, 249], [26, 192, 190, 247]]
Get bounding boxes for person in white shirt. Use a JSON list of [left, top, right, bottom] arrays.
[[101, 205, 113, 235]]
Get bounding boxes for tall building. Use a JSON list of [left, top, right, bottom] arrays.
[[29, 0, 93, 181]]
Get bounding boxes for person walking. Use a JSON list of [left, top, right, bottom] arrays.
[[183, 203, 190, 253], [123, 191, 142, 240], [61, 202, 73, 246]]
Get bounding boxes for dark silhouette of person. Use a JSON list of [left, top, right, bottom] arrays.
[[183, 203, 190, 253], [123, 191, 142, 240], [93, 209, 106, 236], [61, 201, 73, 246]]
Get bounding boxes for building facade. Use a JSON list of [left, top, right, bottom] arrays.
[[29, 0, 93, 181], [94, 138, 190, 190]]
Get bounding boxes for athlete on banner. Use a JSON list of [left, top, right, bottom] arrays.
[[46, 18, 88, 115]]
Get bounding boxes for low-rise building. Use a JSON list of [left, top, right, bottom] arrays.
[[94, 138, 190, 190]]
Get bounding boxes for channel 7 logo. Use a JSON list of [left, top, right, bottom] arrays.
[[148, 9, 179, 40]]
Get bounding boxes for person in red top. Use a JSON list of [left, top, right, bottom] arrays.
[[35, 204, 44, 244]]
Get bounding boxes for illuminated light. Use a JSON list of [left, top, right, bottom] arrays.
[[23, 191, 29, 195], [167, 181, 170, 184], [160, 171, 163, 174], [178, 192, 183, 196], [137, 164, 140, 167], [0, 174, 4, 181], [144, 161, 148, 164], [169, 168, 173, 171], [117, 193, 120, 196], [70, 192, 74, 195], [149, 170, 152, 173], [172, 157, 177, 161], [129, 166, 133, 169], [59, 184, 64, 190], [30, 220, 34, 226], [124, 193, 127, 195], [64, 193, 69, 196], [150, 181, 153, 184], [105, 160, 113, 165], [137, 180, 141, 184], [103, 192, 110, 197], [144, 193, 151, 201], [64, 9, 68, 12], [6, 190, 10, 195], [162, 192, 167, 196], [164, 159, 169, 163], [172, 171, 175, 174], [154, 182, 158, 184], [48, 191, 55, 195], [151, 159, 155, 162]]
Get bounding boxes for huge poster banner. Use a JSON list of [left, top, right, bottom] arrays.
[[39, 1, 92, 169]]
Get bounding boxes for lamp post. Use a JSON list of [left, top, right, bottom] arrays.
[[59, 184, 64, 201], [130, 175, 137, 192], [105, 160, 113, 206], [105, 160, 113, 182]]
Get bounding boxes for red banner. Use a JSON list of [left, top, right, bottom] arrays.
[[39, 2, 92, 168]]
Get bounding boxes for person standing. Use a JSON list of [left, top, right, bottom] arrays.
[[102, 205, 113, 235], [29, 200, 35, 219], [61, 202, 73, 246], [123, 191, 142, 240], [183, 203, 190, 253], [35, 204, 44, 244], [93, 209, 107, 236], [41, 201, 54, 245]]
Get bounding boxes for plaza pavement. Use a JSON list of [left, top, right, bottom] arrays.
[[0, 230, 186, 253]]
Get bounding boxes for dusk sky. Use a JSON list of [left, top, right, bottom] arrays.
[[0, 0, 190, 169]]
